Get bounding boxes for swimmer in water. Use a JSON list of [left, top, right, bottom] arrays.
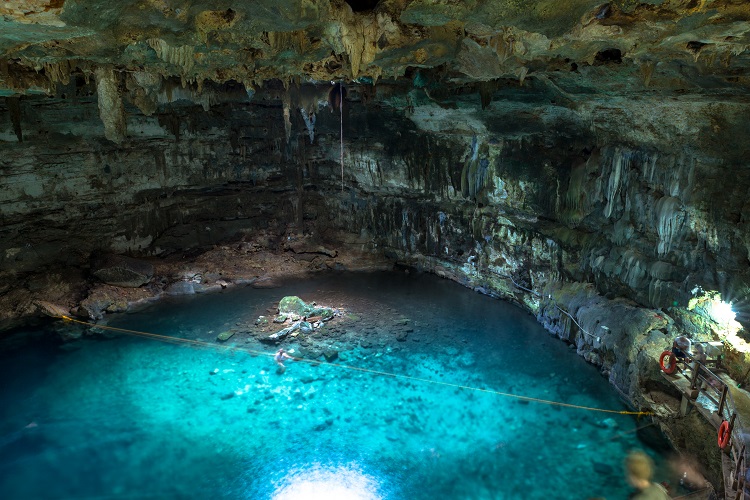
[[274, 348, 293, 373]]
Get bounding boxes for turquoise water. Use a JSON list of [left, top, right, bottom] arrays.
[[0, 271, 675, 499]]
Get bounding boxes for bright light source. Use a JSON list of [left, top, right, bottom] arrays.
[[272, 464, 382, 500], [709, 298, 736, 325]]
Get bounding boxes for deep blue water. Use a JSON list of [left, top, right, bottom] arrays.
[[0, 271, 676, 499]]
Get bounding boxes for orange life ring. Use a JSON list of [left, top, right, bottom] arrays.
[[718, 421, 731, 448], [659, 350, 677, 374]]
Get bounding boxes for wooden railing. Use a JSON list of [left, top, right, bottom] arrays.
[[677, 356, 746, 499]]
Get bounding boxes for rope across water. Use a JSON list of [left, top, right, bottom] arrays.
[[59, 315, 651, 416]]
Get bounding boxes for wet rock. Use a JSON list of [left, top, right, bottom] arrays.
[[79, 291, 127, 320], [278, 296, 334, 320], [396, 331, 409, 342], [35, 301, 69, 318], [273, 314, 287, 323], [267, 321, 300, 341], [285, 239, 337, 258], [279, 296, 309, 316], [216, 331, 235, 341], [299, 321, 314, 334], [323, 349, 338, 362], [165, 281, 196, 295], [92, 255, 153, 287]]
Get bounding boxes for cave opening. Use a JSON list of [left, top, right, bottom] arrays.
[[344, 0, 380, 12], [594, 48, 623, 64]]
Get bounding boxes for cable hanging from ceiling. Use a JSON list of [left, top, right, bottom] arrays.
[[339, 80, 344, 192]]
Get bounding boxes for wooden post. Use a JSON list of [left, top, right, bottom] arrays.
[[680, 395, 690, 416], [719, 384, 729, 417], [732, 445, 745, 491], [689, 363, 701, 398]]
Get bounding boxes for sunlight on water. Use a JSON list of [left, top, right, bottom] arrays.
[[0, 272, 681, 499], [272, 464, 382, 500]]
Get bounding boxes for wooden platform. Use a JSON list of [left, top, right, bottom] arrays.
[[661, 371, 723, 427], [660, 369, 742, 500]]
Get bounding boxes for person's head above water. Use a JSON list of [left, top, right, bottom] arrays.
[[625, 451, 654, 488]]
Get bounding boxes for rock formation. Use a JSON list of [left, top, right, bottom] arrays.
[[3, 0, 750, 492]]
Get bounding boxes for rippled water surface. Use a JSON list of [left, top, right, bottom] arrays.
[[0, 271, 676, 499]]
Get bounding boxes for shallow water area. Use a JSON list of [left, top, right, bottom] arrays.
[[1, 271, 677, 499]]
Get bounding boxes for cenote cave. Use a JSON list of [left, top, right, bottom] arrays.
[[3, 1, 750, 499]]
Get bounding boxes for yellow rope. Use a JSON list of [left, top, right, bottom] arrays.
[[60, 315, 651, 416]]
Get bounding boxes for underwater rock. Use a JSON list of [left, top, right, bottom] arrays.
[[274, 314, 287, 323], [592, 462, 615, 475], [599, 417, 618, 429], [313, 419, 333, 431], [216, 330, 235, 341], [396, 331, 409, 342], [323, 349, 338, 362], [299, 321, 314, 334]]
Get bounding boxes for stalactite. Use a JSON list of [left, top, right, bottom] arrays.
[[147, 38, 195, 73], [655, 196, 683, 257], [94, 67, 127, 144], [42, 60, 76, 86], [243, 81, 255, 100], [300, 107, 316, 143], [339, 11, 379, 77], [128, 71, 161, 116], [282, 91, 291, 143], [517, 66, 528, 85], [267, 30, 309, 54], [640, 61, 655, 87], [6, 96, 22, 142], [603, 149, 629, 219], [478, 81, 495, 110]]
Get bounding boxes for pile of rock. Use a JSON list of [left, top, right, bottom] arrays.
[[257, 295, 338, 343]]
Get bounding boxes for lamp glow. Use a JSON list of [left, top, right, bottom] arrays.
[[272, 464, 382, 500], [709, 298, 736, 325]]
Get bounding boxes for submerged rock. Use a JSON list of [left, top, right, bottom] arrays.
[[216, 331, 235, 341]]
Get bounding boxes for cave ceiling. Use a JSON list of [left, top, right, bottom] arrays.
[[1, 0, 750, 104]]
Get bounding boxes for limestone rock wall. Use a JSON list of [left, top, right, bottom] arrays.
[[2, 83, 749, 411]]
